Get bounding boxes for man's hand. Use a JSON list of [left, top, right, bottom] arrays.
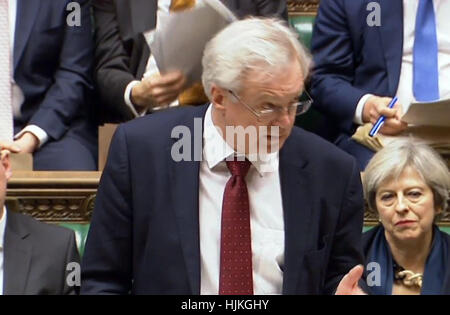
[[362, 96, 407, 135], [0, 140, 22, 153], [131, 70, 187, 110], [335, 265, 367, 295], [14, 132, 39, 154]]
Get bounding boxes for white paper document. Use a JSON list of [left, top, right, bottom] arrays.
[[402, 98, 450, 127], [149, 0, 237, 87]]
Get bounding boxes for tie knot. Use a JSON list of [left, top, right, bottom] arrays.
[[226, 159, 251, 177]]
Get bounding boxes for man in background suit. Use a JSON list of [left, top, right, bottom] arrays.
[[93, 0, 288, 123], [310, 0, 450, 170], [0, 148, 80, 295], [82, 18, 365, 295], [0, 0, 97, 170]]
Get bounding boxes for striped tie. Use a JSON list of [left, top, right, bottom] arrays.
[[0, 0, 13, 142]]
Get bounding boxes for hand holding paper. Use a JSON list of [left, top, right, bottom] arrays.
[[149, 0, 237, 87]]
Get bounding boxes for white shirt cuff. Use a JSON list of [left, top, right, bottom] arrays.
[[124, 80, 142, 118], [353, 94, 374, 125], [15, 125, 49, 148]]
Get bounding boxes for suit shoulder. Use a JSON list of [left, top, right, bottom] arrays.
[[121, 105, 206, 135], [289, 127, 355, 165], [8, 211, 74, 243], [116, 105, 208, 149]]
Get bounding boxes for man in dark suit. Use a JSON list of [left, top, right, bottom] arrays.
[[82, 18, 366, 295], [1, 0, 97, 170], [93, 0, 288, 123], [0, 149, 80, 295], [310, 0, 450, 170]]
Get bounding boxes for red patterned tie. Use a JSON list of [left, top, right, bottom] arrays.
[[219, 158, 253, 295]]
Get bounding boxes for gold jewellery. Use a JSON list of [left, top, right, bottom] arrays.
[[394, 266, 423, 288]]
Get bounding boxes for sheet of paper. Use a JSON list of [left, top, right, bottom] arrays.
[[402, 98, 450, 127], [149, 0, 237, 87], [380, 126, 450, 155]]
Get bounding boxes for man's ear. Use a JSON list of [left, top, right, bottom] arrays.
[[211, 85, 227, 113], [435, 205, 443, 216], [0, 151, 12, 181]]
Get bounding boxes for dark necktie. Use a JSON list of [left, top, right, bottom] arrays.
[[219, 158, 253, 295], [413, 0, 440, 101]]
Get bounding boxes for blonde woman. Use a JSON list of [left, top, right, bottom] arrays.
[[362, 139, 450, 294]]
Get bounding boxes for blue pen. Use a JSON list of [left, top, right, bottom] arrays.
[[369, 97, 398, 137]]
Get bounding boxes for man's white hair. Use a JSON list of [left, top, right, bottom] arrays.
[[201, 17, 311, 99]]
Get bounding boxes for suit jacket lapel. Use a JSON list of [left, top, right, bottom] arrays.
[[117, 0, 157, 41], [167, 105, 208, 294], [14, 0, 41, 71], [3, 211, 32, 295], [279, 136, 313, 294], [378, 0, 404, 95]]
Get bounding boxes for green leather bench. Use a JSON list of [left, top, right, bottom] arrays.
[[289, 14, 326, 134], [5, 171, 97, 258], [60, 223, 90, 257]]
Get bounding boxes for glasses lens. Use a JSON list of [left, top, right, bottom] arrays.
[[295, 91, 313, 116]]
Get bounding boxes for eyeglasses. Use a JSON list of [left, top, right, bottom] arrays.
[[228, 89, 313, 120]]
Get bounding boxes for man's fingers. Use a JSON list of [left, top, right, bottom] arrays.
[[380, 118, 408, 135], [383, 117, 407, 129], [150, 71, 185, 87], [335, 265, 364, 295], [154, 93, 179, 106], [344, 265, 364, 287], [151, 78, 188, 103], [140, 71, 189, 107], [152, 86, 180, 100], [0, 141, 22, 153], [377, 106, 397, 118]]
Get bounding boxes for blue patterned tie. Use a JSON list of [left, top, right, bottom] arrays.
[[413, 0, 440, 102]]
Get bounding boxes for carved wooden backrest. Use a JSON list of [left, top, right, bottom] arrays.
[[288, 0, 320, 15]]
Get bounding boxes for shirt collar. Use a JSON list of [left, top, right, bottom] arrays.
[[202, 104, 279, 176], [0, 206, 7, 250]]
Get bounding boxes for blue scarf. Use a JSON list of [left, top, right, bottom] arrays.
[[367, 225, 448, 295]]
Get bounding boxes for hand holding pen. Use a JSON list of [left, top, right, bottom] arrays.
[[362, 96, 407, 137]]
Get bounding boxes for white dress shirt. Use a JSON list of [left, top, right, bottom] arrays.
[[354, 0, 450, 124], [0, 207, 8, 295], [199, 105, 285, 295], [8, 0, 48, 146]]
